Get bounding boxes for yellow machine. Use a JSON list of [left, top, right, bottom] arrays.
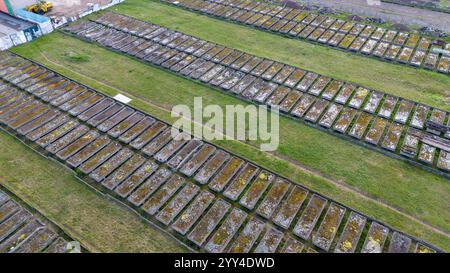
[[26, 1, 53, 15]]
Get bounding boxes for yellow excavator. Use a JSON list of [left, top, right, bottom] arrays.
[[26, 1, 53, 15]]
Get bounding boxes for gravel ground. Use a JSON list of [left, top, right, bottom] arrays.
[[46, 0, 112, 17], [299, 0, 450, 32]]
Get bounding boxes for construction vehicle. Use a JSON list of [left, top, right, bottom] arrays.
[[26, 1, 53, 15]]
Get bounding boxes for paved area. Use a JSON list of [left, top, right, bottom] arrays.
[[10, 0, 112, 17], [9, 0, 35, 9], [383, 0, 449, 13], [299, 0, 450, 32]]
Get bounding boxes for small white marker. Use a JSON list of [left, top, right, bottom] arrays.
[[113, 93, 132, 104]]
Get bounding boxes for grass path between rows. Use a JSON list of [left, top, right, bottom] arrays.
[[9, 33, 450, 250]]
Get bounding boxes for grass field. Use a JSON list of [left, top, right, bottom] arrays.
[[0, 130, 189, 253], [109, 0, 450, 111], [10, 32, 450, 250]]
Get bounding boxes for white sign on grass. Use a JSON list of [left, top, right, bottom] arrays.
[[113, 94, 132, 104]]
